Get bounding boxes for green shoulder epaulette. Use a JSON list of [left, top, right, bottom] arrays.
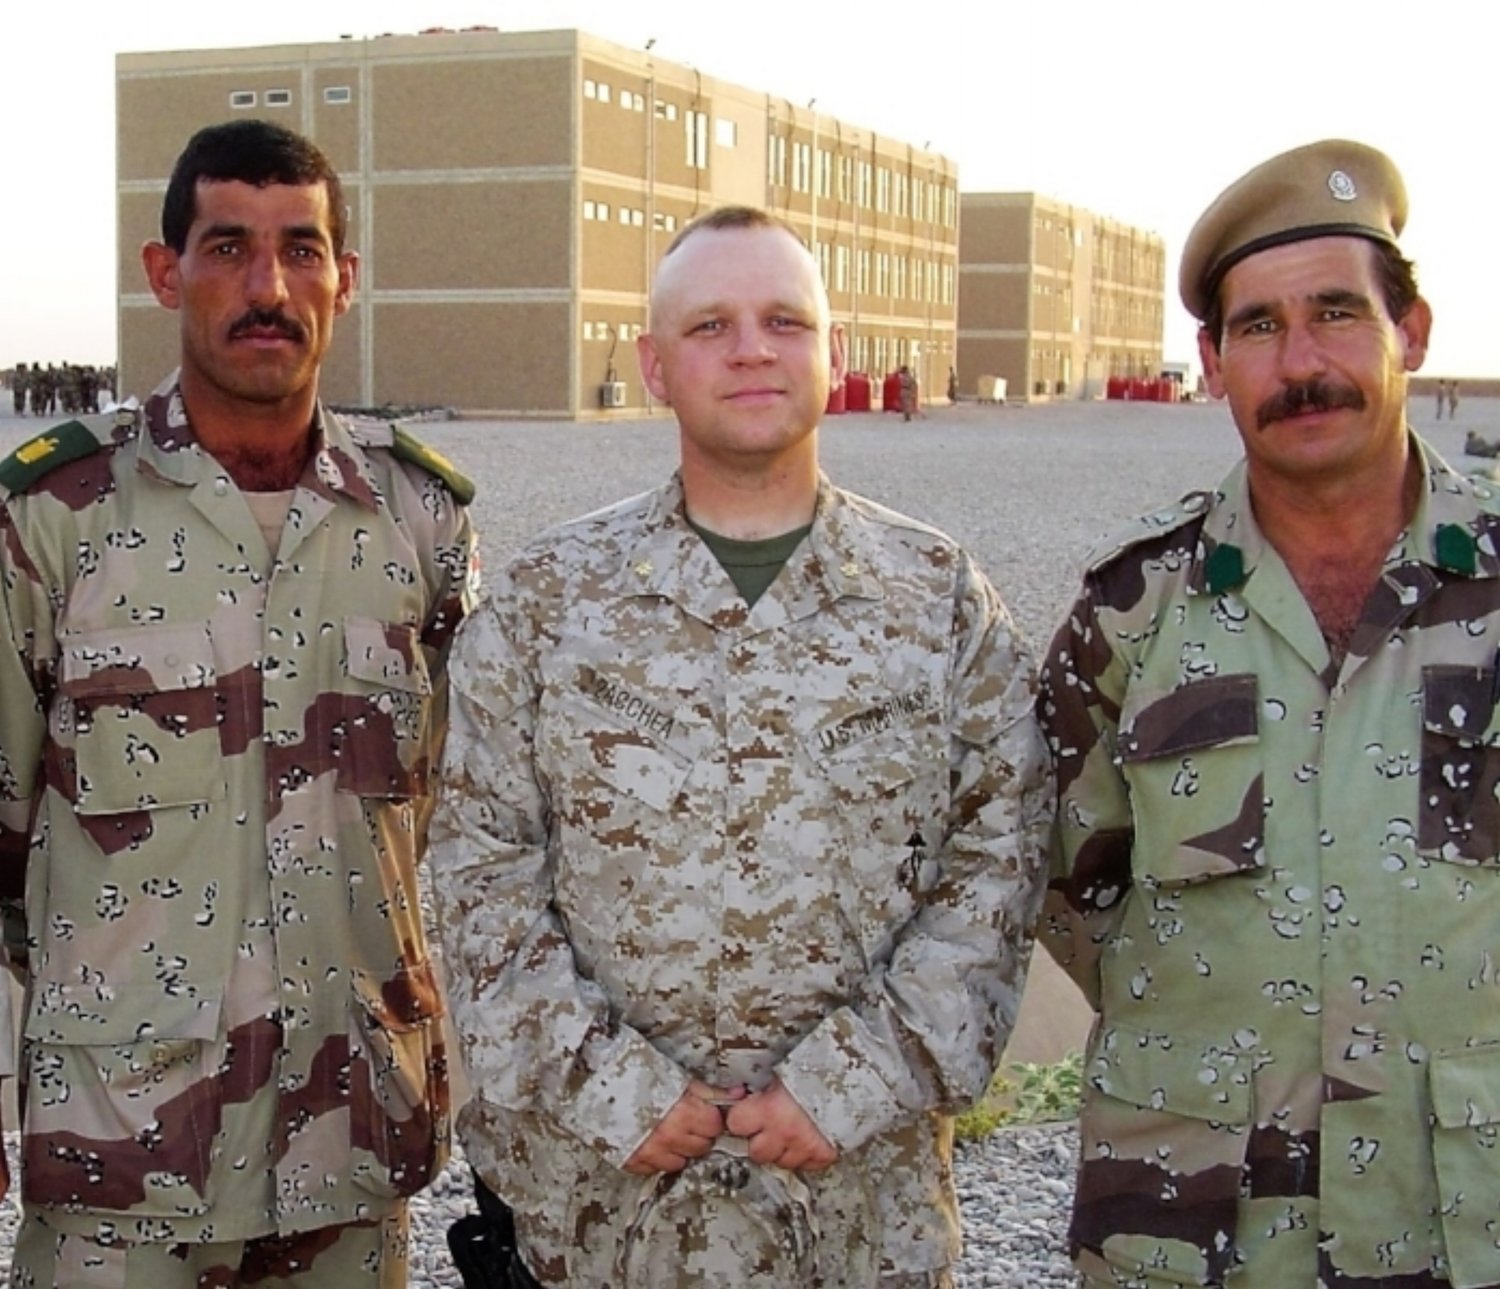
[[1083, 489, 1214, 572], [0, 411, 134, 498], [389, 425, 475, 505]]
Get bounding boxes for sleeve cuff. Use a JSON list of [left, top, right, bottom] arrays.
[[551, 1027, 690, 1169], [775, 1008, 905, 1153]]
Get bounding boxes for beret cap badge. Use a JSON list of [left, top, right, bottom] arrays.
[[1328, 169, 1358, 201]]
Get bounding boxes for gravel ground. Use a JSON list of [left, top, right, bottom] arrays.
[[0, 395, 1487, 1283]]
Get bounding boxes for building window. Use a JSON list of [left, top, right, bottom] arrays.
[[894, 255, 907, 300], [653, 211, 678, 232], [686, 110, 709, 169], [768, 135, 787, 188], [617, 206, 645, 227], [894, 172, 908, 217], [583, 200, 611, 221], [857, 248, 870, 294], [715, 117, 737, 147], [817, 149, 832, 199], [583, 79, 598, 99], [792, 141, 812, 194], [655, 99, 677, 121], [815, 240, 830, 285], [834, 245, 849, 292], [229, 90, 257, 109], [837, 156, 853, 201], [876, 167, 890, 213], [620, 90, 645, 111], [323, 86, 351, 104], [264, 89, 291, 107], [857, 161, 872, 208]]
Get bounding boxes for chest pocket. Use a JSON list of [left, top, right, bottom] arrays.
[[1118, 673, 1265, 885], [1418, 664, 1500, 866], [810, 722, 947, 961], [540, 693, 696, 937], [59, 622, 224, 814]]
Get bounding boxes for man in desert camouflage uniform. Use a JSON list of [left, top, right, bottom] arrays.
[[1041, 140, 1500, 1287], [0, 119, 476, 1286], [431, 206, 1049, 1287]]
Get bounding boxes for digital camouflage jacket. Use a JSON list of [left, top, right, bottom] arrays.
[[1040, 437, 1500, 1288], [0, 374, 476, 1242], [432, 474, 1050, 1287]]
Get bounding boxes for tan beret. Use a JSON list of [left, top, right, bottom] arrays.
[[1179, 139, 1407, 320]]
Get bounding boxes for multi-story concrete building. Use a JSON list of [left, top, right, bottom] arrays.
[[116, 28, 959, 417], [957, 192, 1164, 402]]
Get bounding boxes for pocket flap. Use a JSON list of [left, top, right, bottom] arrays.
[[1119, 674, 1258, 763], [811, 727, 927, 799], [1430, 1041, 1500, 1128], [345, 617, 431, 695], [1422, 666, 1499, 743], [1090, 1021, 1253, 1124], [60, 623, 217, 697], [25, 982, 223, 1046]]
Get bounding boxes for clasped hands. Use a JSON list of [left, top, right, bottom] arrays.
[[623, 1077, 838, 1176]]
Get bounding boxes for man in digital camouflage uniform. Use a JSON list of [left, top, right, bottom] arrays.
[[431, 206, 1050, 1287], [1040, 139, 1500, 1287], [0, 119, 476, 1286]]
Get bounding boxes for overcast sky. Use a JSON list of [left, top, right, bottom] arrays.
[[4, 0, 1491, 378]]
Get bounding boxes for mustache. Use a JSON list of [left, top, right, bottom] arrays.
[[227, 308, 306, 343], [1256, 379, 1364, 429]]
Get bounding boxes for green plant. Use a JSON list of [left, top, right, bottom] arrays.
[[953, 1051, 1084, 1143]]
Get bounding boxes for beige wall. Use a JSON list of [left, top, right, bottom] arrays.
[[371, 56, 572, 171], [373, 181, 568, 290], [373, 301, 570, 412]]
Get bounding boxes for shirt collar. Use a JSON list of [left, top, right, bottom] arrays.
[[134, 369, 381, 511], [1191, 432, 1500, 594]]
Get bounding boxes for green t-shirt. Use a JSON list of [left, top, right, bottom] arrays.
[[688, 518, 813, 608]]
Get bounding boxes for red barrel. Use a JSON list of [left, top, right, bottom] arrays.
[[844, 372, 872, 412], [1107, 375, 1124, 400], [825, 381, 847, 415], [881, 371, 901, 412]]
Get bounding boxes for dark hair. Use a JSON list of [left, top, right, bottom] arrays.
[[1201, 237, 1420, 351], [664, 205, 806, 257], [160, 119, 347, 254]]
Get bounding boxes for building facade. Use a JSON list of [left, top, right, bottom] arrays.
[[957, 193, 1164, 402], [116, 29, 959, 418]]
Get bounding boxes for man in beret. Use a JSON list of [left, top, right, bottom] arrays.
[[1040, 139, 1500, 1286]]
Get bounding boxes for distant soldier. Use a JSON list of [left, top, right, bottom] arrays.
[[27, 365, 48, 417], [11, 363, 27, 416], [1450, 378, 1460, 420], [897, 363, 918, 422], [0, 118, 477, 1286], [1436, 376, 1446, 418]]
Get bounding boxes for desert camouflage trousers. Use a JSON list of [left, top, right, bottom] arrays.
[[11, 1209, 408, 1289]]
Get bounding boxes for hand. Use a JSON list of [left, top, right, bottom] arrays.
[[623, 1080, 742, 1175], [724, 1078, 838, 1172]]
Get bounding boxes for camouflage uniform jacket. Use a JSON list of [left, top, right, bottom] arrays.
[[1040, 436, 1500, 1288], [432, 473, 1049, 1286], [0, 374, 476, 1242]]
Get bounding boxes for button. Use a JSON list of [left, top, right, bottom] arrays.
[[214, 478, 229, 496]]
